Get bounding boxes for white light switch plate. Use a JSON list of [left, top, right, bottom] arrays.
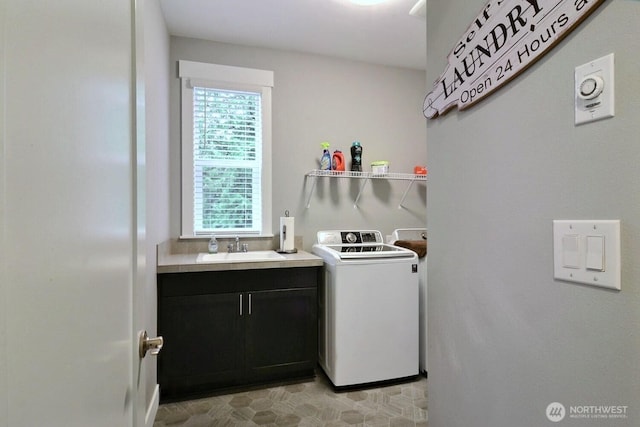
[[553, 220, 620, 290], [575, 53, 615, 125]]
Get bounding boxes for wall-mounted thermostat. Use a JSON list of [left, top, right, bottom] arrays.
[[575, 53, 614, 125]]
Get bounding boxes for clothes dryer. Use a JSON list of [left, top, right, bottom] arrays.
[[390, 228, 427, 374]]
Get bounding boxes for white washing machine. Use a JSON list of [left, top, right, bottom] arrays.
[[390, 228, 427, 374], [312, 230, 419, 387]]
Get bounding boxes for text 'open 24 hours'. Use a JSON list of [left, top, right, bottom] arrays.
[[423, 0, 607, 119]]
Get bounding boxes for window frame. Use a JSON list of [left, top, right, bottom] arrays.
[[179, 60, 273, 238]]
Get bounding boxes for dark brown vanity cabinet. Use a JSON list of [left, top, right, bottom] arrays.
[[157, 267, 318, 401]]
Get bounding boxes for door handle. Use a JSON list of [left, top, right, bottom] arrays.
[[138, 330, 163, 358]]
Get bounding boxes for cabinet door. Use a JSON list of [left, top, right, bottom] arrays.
[[159, 293, 244, 399], [245, 288, 317, 380]]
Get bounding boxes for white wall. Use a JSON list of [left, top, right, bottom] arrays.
[[169, 37, 427, 248], [143, 0, 171, 417], [426, 1, 640, 426]]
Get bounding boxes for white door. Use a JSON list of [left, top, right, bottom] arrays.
[[0, 1, 148, 426]]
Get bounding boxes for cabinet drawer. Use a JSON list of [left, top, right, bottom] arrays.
[[158, 267, 319, 297]]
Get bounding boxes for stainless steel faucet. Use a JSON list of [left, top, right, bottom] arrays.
[[227, 236, 248, 253]]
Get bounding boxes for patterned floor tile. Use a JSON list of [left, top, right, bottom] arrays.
[[154, 371, 427, 427]]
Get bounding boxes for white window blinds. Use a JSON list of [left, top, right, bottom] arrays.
[[192, 87, 262, 234]]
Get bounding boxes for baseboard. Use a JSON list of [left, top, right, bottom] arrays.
[[145, 384, 160, 427]]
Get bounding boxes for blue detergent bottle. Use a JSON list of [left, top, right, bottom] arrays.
[[320, 142, 331, 170]]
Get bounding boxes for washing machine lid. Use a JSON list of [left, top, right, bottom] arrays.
[[319, 243, 415, 259]]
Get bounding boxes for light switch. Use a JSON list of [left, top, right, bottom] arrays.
[[562, 234, 580, 268], [586, 235, 605, 271], [553, 220, 620, 290]]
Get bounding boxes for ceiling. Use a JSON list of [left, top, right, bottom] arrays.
[[158, 0, 426, 70]]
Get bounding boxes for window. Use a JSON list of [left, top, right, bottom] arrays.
[[179, 60, 273, 237]]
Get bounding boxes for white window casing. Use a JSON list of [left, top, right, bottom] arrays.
[[179, 60, 273, 237]]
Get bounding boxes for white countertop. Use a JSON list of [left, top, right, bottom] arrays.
[[157, 248, 323, 274]]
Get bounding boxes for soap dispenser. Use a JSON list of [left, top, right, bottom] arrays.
[[208, 235, 218, 254]]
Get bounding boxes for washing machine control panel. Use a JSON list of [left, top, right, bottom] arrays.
[[316, 230, 383, 245], [341, 231, 380, 244]]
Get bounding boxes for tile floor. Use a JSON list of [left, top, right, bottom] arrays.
[[154, 371, 428, 427]]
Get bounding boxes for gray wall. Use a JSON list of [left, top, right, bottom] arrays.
[[169, 37, 427, 248], [426, 1, 640, 426]]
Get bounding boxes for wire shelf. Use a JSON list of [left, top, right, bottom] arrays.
[[306, 169, 427, 181], [304, 169, 427, 208]]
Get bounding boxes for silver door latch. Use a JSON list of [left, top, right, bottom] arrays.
[[138, 330, 163, 358]]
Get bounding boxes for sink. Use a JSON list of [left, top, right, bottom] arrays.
[[196, 250, 286, 263]]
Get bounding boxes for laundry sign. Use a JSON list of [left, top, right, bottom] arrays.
[[423, 0, 607, 119]]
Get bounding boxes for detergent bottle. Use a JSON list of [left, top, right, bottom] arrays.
[[350, 141, 363, 172], [332, 150, 345, 171], [320, 142, 331, 170]]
